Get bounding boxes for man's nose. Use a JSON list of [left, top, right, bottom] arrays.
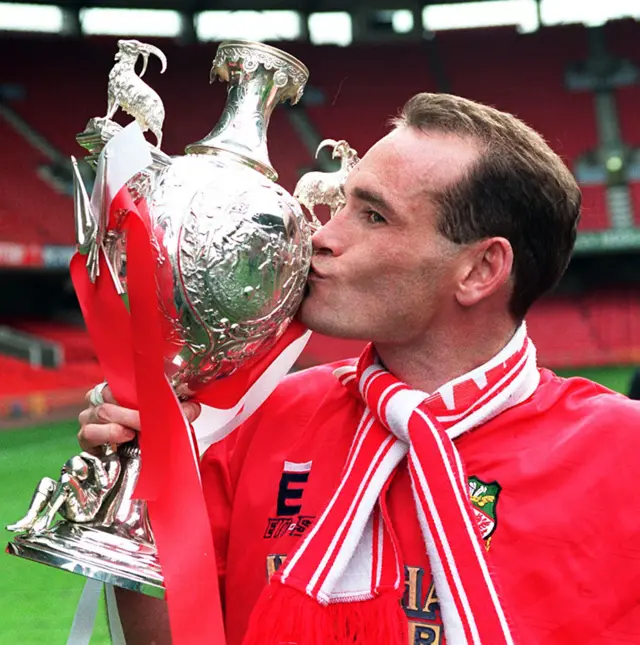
[[311, 211, 345, 256]]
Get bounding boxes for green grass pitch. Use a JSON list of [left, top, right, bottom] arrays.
[[1, 421, 111, 644], [0, 365, 636, 643]]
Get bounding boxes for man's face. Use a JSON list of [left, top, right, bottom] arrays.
[[297, 126, 479, 344]]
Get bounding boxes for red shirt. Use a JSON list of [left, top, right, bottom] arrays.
[[201, 362, 640, 645]]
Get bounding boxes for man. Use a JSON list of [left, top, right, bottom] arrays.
[[79, 93, 640, 644]]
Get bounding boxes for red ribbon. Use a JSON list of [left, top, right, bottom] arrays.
[[70, 187, 225, 645], [70, 252, 135, 409]]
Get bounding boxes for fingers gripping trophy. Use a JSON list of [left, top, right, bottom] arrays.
[[5, 38, 357, 642]]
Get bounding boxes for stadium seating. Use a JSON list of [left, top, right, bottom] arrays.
[[527, 297, 606, 367], [434, 25, 597, 163], [0, 319, 102, 419], [0, 119, 72, 244], [1, 25, 623, 245], [0, 353, 101, 396], [579, 184, 611, 230], [523, 288, 640, 367], [604, 19, 640, 149], [13, 320, 97, 363], [629, 182, 640, 227], [0, 351, 101, 419], [297, 43, 437, 155]]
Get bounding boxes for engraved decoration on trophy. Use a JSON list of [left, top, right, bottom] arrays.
[[7, 40, 313, 598], [294, 138, 359, 224]]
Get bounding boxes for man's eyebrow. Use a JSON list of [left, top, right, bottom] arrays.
[[351, 187, 396, 215]]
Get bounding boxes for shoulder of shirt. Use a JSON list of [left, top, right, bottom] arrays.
[[537, 367, 640, 431], [259, 358, 357, 411]]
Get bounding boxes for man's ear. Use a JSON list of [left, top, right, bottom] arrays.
[[454, 237, 513, 308]]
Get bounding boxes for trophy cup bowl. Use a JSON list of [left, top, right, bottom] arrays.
[[6, 39, 314, 598]]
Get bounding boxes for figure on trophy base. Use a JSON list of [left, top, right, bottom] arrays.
[[7, 449, 121, 534]]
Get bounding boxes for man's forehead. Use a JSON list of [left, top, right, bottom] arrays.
[[356, 127, 479, 194]]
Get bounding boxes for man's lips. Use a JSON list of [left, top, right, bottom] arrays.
[[309, 262, 327, 280]]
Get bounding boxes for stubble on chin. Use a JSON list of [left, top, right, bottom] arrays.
[[294, 292, 319, 329], [295, 284, 360, 339]]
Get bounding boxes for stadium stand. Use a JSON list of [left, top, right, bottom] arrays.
[[0, 353, 101, 396], [605, 19, 640, 148], [629, 182, 640, 226], [579, 184, 611, 230], [0, 26, 630, 243], [0, 317, 102, 418], [13, 320, 96, 363], [0, 118, 72, 245], [532, 289, 640, 367], [299, 43, 437, 156], [435, 25, 597, 163]]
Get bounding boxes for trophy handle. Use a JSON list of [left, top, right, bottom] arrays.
[[293, 139, 359, 226]]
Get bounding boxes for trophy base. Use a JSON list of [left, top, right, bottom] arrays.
[[6, 521, 164, 598]]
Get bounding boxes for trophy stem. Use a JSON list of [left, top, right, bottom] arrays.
[[185, 41, 309, 181], [186, 76, 279, 179]]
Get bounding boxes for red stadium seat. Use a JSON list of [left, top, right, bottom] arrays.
[[579, 185, 611, 231], [0, 353, 102, 396], [604, 20, 640, 149], [0, 120, 72, 244], [629, 182, 640, 228]]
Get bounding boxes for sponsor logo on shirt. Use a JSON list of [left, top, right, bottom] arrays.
[[263, 515, 315, 539], [263, 460, 316, 539], [403, 565, 443, 644]]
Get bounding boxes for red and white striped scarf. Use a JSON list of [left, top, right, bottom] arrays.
[[244, 324, 539, 645]]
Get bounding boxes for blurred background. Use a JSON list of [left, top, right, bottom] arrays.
[[1, 0, 639, 642]]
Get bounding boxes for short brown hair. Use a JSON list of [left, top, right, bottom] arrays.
[[393, 93, 581, 321]]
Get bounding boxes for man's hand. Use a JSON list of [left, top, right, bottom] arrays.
[[78, 384, 202, 454]]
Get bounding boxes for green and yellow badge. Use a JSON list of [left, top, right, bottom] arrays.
[[468, 476, 501, 546]]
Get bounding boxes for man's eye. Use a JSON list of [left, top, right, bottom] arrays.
[[367, 210, 386, 224]]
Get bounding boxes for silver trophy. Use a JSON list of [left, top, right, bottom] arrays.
[[6, 39, 357, 598]]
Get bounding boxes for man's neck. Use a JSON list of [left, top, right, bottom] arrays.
[[374, 319, 518, 394]]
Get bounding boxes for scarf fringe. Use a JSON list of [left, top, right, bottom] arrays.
[[242, 582, 407, 645]]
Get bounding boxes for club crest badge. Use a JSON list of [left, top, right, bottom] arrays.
[[468, 476, 501, 542]]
